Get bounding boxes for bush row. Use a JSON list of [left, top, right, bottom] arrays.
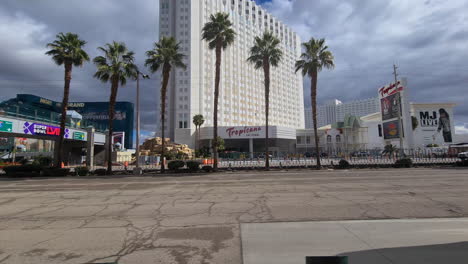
[[167, 160, 209, 172], [2, 165, 109, 177], [335, 158, 414, 169]]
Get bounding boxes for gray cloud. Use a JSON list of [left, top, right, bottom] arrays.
[[0, 0, 161, 134], [1, 0, 467, 135], [261, 0, 468, 124]]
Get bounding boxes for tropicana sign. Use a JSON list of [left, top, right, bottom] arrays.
[[225, 126, 262, 138]]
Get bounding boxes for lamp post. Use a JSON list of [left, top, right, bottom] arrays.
[[133, 71, 149, 175]]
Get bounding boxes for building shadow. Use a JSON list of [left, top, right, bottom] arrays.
[[338, 241, 468, 264]]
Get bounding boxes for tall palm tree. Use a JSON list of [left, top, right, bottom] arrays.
[[145, 37, 186, 173], [202, 12, 236, 171], [93, 41, 138, 174], [193, 114, 205, 155], [295, 38, 334, 169], [247, 32, 283, 170], [45, 32, 89, 168]]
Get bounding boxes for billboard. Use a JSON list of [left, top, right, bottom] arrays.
[[69, 102, 134, 149], [383, 120, 402, 140], [418, 108, 452, 143], [23, 122, 70, 138], [380, 93, 401, 121], [112, 132, 125, 151]]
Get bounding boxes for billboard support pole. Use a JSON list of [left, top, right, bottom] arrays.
[[393, 64, 404, 157]]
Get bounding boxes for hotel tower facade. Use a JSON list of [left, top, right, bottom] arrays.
[[159, 0, 304, 148]]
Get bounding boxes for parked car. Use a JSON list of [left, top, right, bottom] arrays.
[[458, 151, 468, 160]]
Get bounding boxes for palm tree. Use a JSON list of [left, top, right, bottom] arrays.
[[93, 41, 138, 174], [193, 114, 205, 155], [295, 38, 334, 169], [247, 32, 283, 170], [145, 37, 186, 173], [45, 32, 89, 168], [202, 12, 236, 171]]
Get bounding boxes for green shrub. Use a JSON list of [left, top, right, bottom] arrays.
[[3, 165, 42, 177], [202, 165, 213, 172], [394, 158, 413, 168], [337, 159, 351, 169], [75, 166, 90, 176], [93, 168, 108, 176], [168, 160, 185, 171], [186, 161, 201, 171], [42, 167, 70, 177]]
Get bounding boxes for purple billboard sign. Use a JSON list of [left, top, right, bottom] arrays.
[[23, 122, 69, 138]]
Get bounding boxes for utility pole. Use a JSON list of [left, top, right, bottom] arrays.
[[393, 64, 405, 157]]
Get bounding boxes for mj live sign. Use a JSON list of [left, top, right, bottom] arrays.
[[0, 120, 13, 132]]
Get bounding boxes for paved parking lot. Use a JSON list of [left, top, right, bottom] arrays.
[[0, 168, 467, 263]]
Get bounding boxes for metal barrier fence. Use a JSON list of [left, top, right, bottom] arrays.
[[114, 156, 460, 171]]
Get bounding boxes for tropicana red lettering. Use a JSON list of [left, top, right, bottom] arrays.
[[225, 127, 262, 138]]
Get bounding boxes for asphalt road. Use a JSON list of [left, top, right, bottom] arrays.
[[0, 168, 467, 263]]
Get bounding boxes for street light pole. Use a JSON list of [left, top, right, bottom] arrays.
[[135, 72, 141, 170], [133, 71, 149, 175]]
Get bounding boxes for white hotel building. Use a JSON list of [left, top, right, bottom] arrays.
[[305, 98, 380, 129], [159, 0, 304, 152]]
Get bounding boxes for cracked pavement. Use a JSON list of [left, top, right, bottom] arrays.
[[0, 168, 468, 263]]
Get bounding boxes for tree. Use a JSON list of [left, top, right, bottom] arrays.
[[193, 114, 205, 156], [411, 116, 419, 130], [295, 38, 334, 169], [93, 41, 138, 174], [216, 136, 225, 152], [247, 31, 283, 170], [383, 144, 398, 156], [202, 12, 236, 171], [145, 37, 187, 173], [45, 32, 89, 168]]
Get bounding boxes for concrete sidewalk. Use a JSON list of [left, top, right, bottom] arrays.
[[241, 218, 468, 264]]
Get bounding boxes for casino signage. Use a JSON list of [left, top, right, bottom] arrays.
[[23, 122, 70, 138], [225, 126, 263, 138]]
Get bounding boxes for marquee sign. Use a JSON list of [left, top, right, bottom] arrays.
[[383, 120, 401, 139], [380, 93, 401, 121], [378, 81, 404, 99], [23, 122, 70, 138]]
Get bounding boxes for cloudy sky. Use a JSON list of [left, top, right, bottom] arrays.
[[1, 0, 468, 138]]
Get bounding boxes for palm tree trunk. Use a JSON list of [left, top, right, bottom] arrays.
[[195, 125, 199, 156], [197, 125, 200, 156], [213, 41, 222, 171], [107, 77, 118, 174], [311, 69, 321, 168], [160, 64, 171, 173], [55, 62, 72, 168], [263, 59, 270, 170]]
